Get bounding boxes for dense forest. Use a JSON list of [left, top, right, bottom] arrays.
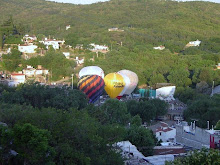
[[0, 83, 166, 164]]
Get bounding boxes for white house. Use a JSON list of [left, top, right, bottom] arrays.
[[156, 122, 176, 142], [35, 65, 49, 75], [39, 38, 65, 50], [89, 43, 109, 52], [75, 57, 84, 65], [8, 73, 25, 87], [153, 46, 165, 50], [22, 34, 37, 43], [108, 27, 124, 32], [66, 25, 71, 30], [18, 44, 38, 54], [187, 39, 201, 47], [189, 39, 201, 46], [23, 65, 48, 77], [22, 65, 36, 77], [63, 52, 70, 59]]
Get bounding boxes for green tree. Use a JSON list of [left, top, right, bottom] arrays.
[[100, 99, 131, 125], [2, 48, 21, 72], [168, 67, 192, 87], [166, 148, 220, 165], [125, 126, 155, 156], [13, 123, 54, 165], [215, 120, 220, 130], [0, 125, 14, 164]]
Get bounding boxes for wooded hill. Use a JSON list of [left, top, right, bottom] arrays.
[[1, 0, 220, 47], [1, 0, 220, 86]]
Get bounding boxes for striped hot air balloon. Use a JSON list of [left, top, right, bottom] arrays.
[[78, 75, 105, 103]]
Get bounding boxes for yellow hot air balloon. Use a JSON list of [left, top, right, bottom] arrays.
[[104, 73, 125, 98]]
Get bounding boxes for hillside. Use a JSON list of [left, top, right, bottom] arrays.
[[1, 0, 220, 85], [1, 0, 220, 44]]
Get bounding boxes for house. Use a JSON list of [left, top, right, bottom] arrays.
[[89, 43, 109, 53], [75, 44, 83, 49], [176, 121, 220, 149], [116, 141, 148, 164], [8, 73, 25, 87], [216, 63, 220, 69], [108, 27, 124, 32], [23, 65, 48, 77], [39, 38, 65, 50], [153, 46, 165, 50], [75, 57, 84, 65], [35, 65, 49, 75], [22, 34, 37, 44], [63, 52, 70, 59], [18, 44, 38, 54], [66, 25, 71, 30], [155, 122, 176, 142], [22, 65, 36, 77], [185, 39, 201, 48]]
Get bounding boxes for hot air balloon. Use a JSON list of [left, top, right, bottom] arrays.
[[78, 75, 105, 103], [79, 66, 104, 79], [116, 72, 130, 100], [118, 70, 138, 95], [104, 73, 125, 98]]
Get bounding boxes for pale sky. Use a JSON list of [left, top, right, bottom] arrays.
[[46, 0, 109, 4], [46, 0, 220, 4]]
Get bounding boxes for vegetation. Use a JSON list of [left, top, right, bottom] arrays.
[[0, 84, 166, 163], [166, 148, 220, 165], [1, 0, 220, 86], [183, 94, 220, 128]]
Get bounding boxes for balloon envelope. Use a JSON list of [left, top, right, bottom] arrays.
[[78, 75, 105, 103], [118, 70, 138, 95], [117, 72, 131, 97], [104, 73, 125, 98], [79, 66, 104, 79]]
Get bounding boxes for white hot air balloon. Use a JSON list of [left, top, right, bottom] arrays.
[[117, 72, 130, 99], [118, 70, 138, 95], [79, 66, 104, 79]]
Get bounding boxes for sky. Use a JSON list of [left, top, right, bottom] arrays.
[[46, 0, 220, 4], [46, 0, 109, 4]]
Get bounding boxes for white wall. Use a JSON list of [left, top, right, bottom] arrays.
[[18, 45, 38, 53]]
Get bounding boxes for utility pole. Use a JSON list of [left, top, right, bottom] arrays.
[[71, 74, 74, 89], [211, 81, 214, 96]]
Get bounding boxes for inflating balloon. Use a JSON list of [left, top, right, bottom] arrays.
[[118, 70, 138, 95], [79, 66, 104, 79], [116, 72, 130, 100], [78, 75, 105, 103], [104, 73, 125, 98]]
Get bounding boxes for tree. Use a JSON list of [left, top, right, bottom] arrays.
[[100, 99, 131, 125], [2, 48, 21, 72], [215, 120, 220, 130], [168, 67, 191, 87], [149, 99, 168, 117], [137, 101, 156, 123], [12, 123, 54, 165], [184, 95, 220, 128], [131, 115, 142, 127], [125, 126, 155, 156], [0, 83, 88, 110], [0, 125, 14, 164], [166, 148, 220, 165], [149, 74, 166, 86]]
